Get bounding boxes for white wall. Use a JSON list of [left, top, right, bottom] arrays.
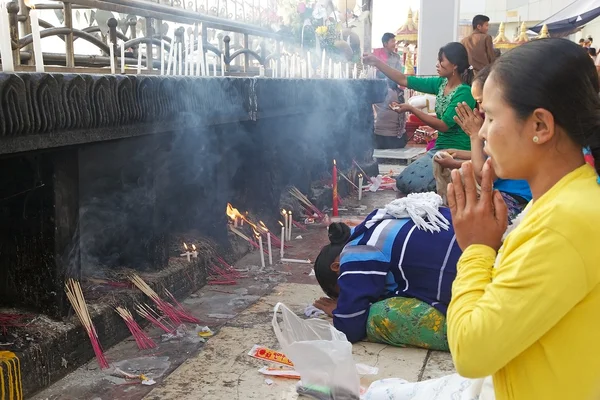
[[371, 0, 420, 48], [417, 0, 460, 75]]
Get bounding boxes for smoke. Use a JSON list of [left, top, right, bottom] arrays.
[[70, 75, 383, 277]]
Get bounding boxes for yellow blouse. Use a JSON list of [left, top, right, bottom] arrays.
[[448, 164, 600, 400]]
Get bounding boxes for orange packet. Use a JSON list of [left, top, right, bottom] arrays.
[[248, 345, 294, 367]]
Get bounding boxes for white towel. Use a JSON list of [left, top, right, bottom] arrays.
[[385, 192, 450, 233]]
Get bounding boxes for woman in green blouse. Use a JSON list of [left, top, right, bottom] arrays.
[[364, 42, 476, 194]]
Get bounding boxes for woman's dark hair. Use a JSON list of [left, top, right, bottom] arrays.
[[438, 42, 474, 85], [490, 38, 600, 175], [473, 64, 492, 87], [313, 223, 351, 299], [589, 47, 597, 57]]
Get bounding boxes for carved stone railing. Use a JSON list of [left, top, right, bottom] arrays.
[[2, 0, 292, 74], [0, 73, 385, 154]]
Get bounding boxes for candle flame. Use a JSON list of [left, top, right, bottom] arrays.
[[279, 221, 284, 227], [183, 242, 188, 250], [226, 203, 243, 221], [281, 208, 287, 215], [24, 0, 36, 9], [333, 159, 337, 166], [252, 228, 260, 238], [259, 221, 269, 233], [192, 244, 196, 251], [359, 174, 363, 178]]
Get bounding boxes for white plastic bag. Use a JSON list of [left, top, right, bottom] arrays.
[[272, 302, 360, 398]]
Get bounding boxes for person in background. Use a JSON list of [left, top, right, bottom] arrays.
[[372, 33, 407, 149], [579, 38, 586, 46], [373, 33, 403, 81], [373, 85, 408, 149], [452, 64, 532, 222], [312, 207, 460, 351], [364, 42, 476, 194], [494, 48, 501, 59], [461, 15, 495, 74]]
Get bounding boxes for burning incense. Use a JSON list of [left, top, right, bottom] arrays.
[[339, 170, 359, 190], [65, 279, 109, 369], [115, 306, 157, 350], [332, 160, 339, 217], [289, 187, 324, 219], [352, 160, 371, 182]]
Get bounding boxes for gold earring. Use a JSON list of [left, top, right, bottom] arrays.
[[533, 136, 539, 143]]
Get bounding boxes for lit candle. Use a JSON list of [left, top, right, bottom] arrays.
[[121, 41, 125, 73], [332, 160, 339, 217], [282, 209, 288, 240], [267, 231, 272, 265], [109, 43, 115, 74], [0, 1, 14, 72], [178, 42, 183, 75], [279, 221, 285, 258], [234, 216, 238, 228], [260, 221, 273, 265], [191, 244, 198, 258], [180, 243, 191, 262], [358, 174, 363, 201], [257, 231, 266, 269], [320, 49, 325, 78], [29, 6, 45, 72], [220, 53, 225, 76], [137, 45, 142, 74], [288, 211, 293, 241], [160, 38, 165, 75]]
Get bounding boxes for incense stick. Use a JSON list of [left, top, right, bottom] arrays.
[[115, 306, 157, 350], [65, 279, 109, 369]]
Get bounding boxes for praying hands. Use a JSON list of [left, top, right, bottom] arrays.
[[453, 102, 484, 138], [447, 160, 508, 251]]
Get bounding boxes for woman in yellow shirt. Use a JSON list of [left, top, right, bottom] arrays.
[[365, 38, 600, 400]]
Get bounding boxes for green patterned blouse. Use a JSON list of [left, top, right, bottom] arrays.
[[406, 76, 476, 151]]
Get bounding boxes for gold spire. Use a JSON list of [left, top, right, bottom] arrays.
[[537, 24, 550, 39], [404, 51, 415, 75], [493, 22, 517, 49], [395, 8, 418, 43], [515, 21, 530, 44], [414, 10, 419, 25]]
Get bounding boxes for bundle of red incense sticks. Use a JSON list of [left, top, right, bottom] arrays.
[[0, 313, 33, 335], [130, 274, 201, 324], [65, 279, 109, 369], [135, 303, 175, 333], [115, 306, 156, 350]]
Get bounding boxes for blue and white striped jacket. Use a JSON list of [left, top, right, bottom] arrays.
[[333, 207, 461, 343]]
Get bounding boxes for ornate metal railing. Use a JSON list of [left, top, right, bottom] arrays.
[[1, 0, 292, 74]]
